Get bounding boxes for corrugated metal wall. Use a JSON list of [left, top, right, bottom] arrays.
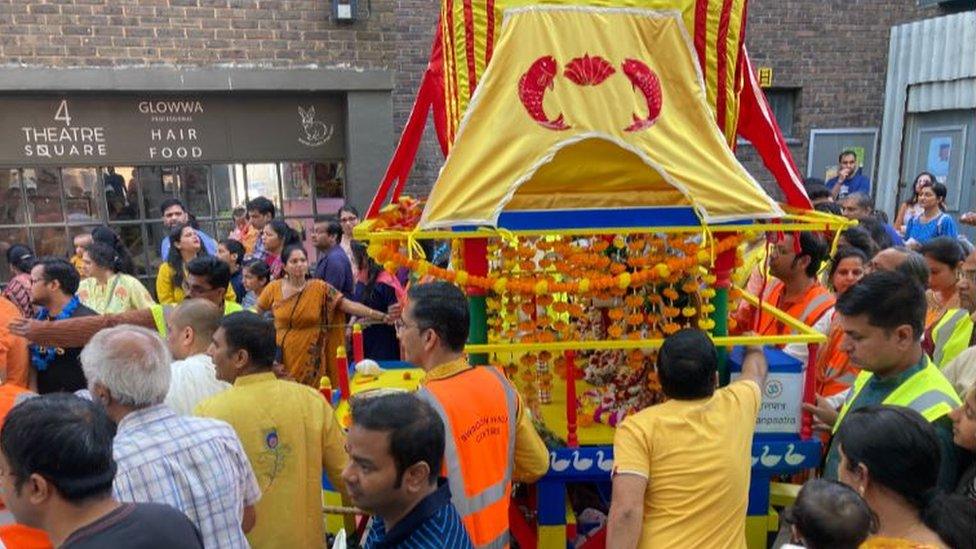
[[876, 11, 976, 216], [908, 79, 976, 112]]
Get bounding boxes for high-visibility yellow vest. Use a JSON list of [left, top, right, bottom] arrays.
[[150, 301, 243, 336], [931, 309, 974, 367], [833, 356, 961, 433]]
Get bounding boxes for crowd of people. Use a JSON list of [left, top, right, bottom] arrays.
[[619, 163, 975, 549], [0, 196, 436, 547], [0, 278, 548, 548], [0, 197, 406, 395], [0, 162, 972, 548]]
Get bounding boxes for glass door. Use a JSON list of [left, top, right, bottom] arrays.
[[902, 109, 976, 241]]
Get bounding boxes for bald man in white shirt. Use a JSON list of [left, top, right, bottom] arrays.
[[164, 299, 230, 415]]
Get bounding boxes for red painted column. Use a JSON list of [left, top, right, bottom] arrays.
[[334, 346, 351, 401]]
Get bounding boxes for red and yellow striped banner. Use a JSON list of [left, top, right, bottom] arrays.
[[438, 0, 748, 149]]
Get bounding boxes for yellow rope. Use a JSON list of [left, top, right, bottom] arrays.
[[463, 288, 826, 354], [360, 220, 853, 242], [405, 227, 427, 260]]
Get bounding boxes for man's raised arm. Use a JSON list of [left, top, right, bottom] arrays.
[[9, 308, 157, 348]]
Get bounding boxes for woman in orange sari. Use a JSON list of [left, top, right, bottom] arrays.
[[256, 245, 394, 387], [815, 246, 868, 398]]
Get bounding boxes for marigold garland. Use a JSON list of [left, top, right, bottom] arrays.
[[362, 199, 751, 428], [368, 233, 743, 297]]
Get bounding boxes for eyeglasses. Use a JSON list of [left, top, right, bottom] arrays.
[[185, 283, 218, 295], [958, 269, 976, 284], [394, 319, 421, 333]]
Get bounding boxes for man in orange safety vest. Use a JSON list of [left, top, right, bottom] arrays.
[[400, 282, 549, 549], [736, 232, 834, 365]]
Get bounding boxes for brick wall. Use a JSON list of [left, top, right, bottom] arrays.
[[389, 0, 441, 199], [737, 0, 948, 203], [0, 0, 961, 204], [0, 0, 405, 66]]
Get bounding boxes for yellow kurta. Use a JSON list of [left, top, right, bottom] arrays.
[[612, 380, 760, 549], [77, 273, 156, 314], [194, 372, 348, 549]]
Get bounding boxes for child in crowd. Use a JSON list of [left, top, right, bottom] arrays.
[[241, 259, 270, 310], [782, 479, 876, 549], [217, 238, 247, 303], [69, 232, 93, 277]]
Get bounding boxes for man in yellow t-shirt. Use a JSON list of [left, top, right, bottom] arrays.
[[195, 311, 348, 549], [607, 329, 767, 549]]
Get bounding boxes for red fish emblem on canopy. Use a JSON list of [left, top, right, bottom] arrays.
[[621, 58, 663, 132], [517, 56, 571, 131], [516, 55, 662, 133]]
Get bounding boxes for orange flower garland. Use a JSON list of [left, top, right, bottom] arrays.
[[363, 205, 750, 427], [368, 233, 743, 298]]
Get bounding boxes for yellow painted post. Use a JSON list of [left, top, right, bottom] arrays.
[[322, 489, 344, 535], [745, 515, 768, 549], [538, 525, 566, 548]]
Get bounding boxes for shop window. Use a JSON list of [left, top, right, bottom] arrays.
[[214, 219, 236, 243], [314, 161, 346, 217], [281, 162, 315, 218], [212, 164, 245, 218], [0, 227, 30, 281], [245, 163, 281, 209], [179, 165, 212, 220], [765, 88, 798, 138], [315, 161, 345, 198], [31, 226, 68, 259], [148, 221, 169, 271], [111, 223, 147, 276], [0, 169, 28, 225], [0, 160, 346, 284], [136, 167, 169, 223], [104, 166, 140, 221], [24, 167, 64, 223], [62, 167, 103, 223]]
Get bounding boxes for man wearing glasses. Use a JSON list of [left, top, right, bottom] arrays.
[[732, 232, 834, 365], [10, 256, 241, 349], [398, 281, 548, 548], [338, 205, 360, 279], [941, 248, 976, 396]]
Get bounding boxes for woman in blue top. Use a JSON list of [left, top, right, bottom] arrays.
[[905, 181, 957, 248], [350, 241, 402, 361]]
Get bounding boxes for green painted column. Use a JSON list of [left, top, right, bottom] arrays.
[[711, 244, 736, 386], [711, 285, 730, 386], [468, 295, 489, 365]]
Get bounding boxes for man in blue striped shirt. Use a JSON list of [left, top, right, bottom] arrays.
[[80, 324, 260, 548], [344, 393, 473, 549]]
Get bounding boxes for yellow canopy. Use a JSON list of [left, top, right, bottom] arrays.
[[419, 6, 782, 230]]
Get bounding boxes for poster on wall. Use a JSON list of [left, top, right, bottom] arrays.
[[913, 126, 967, 212], [926, 136, 952, 180], [807, 128, 879, 192]]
